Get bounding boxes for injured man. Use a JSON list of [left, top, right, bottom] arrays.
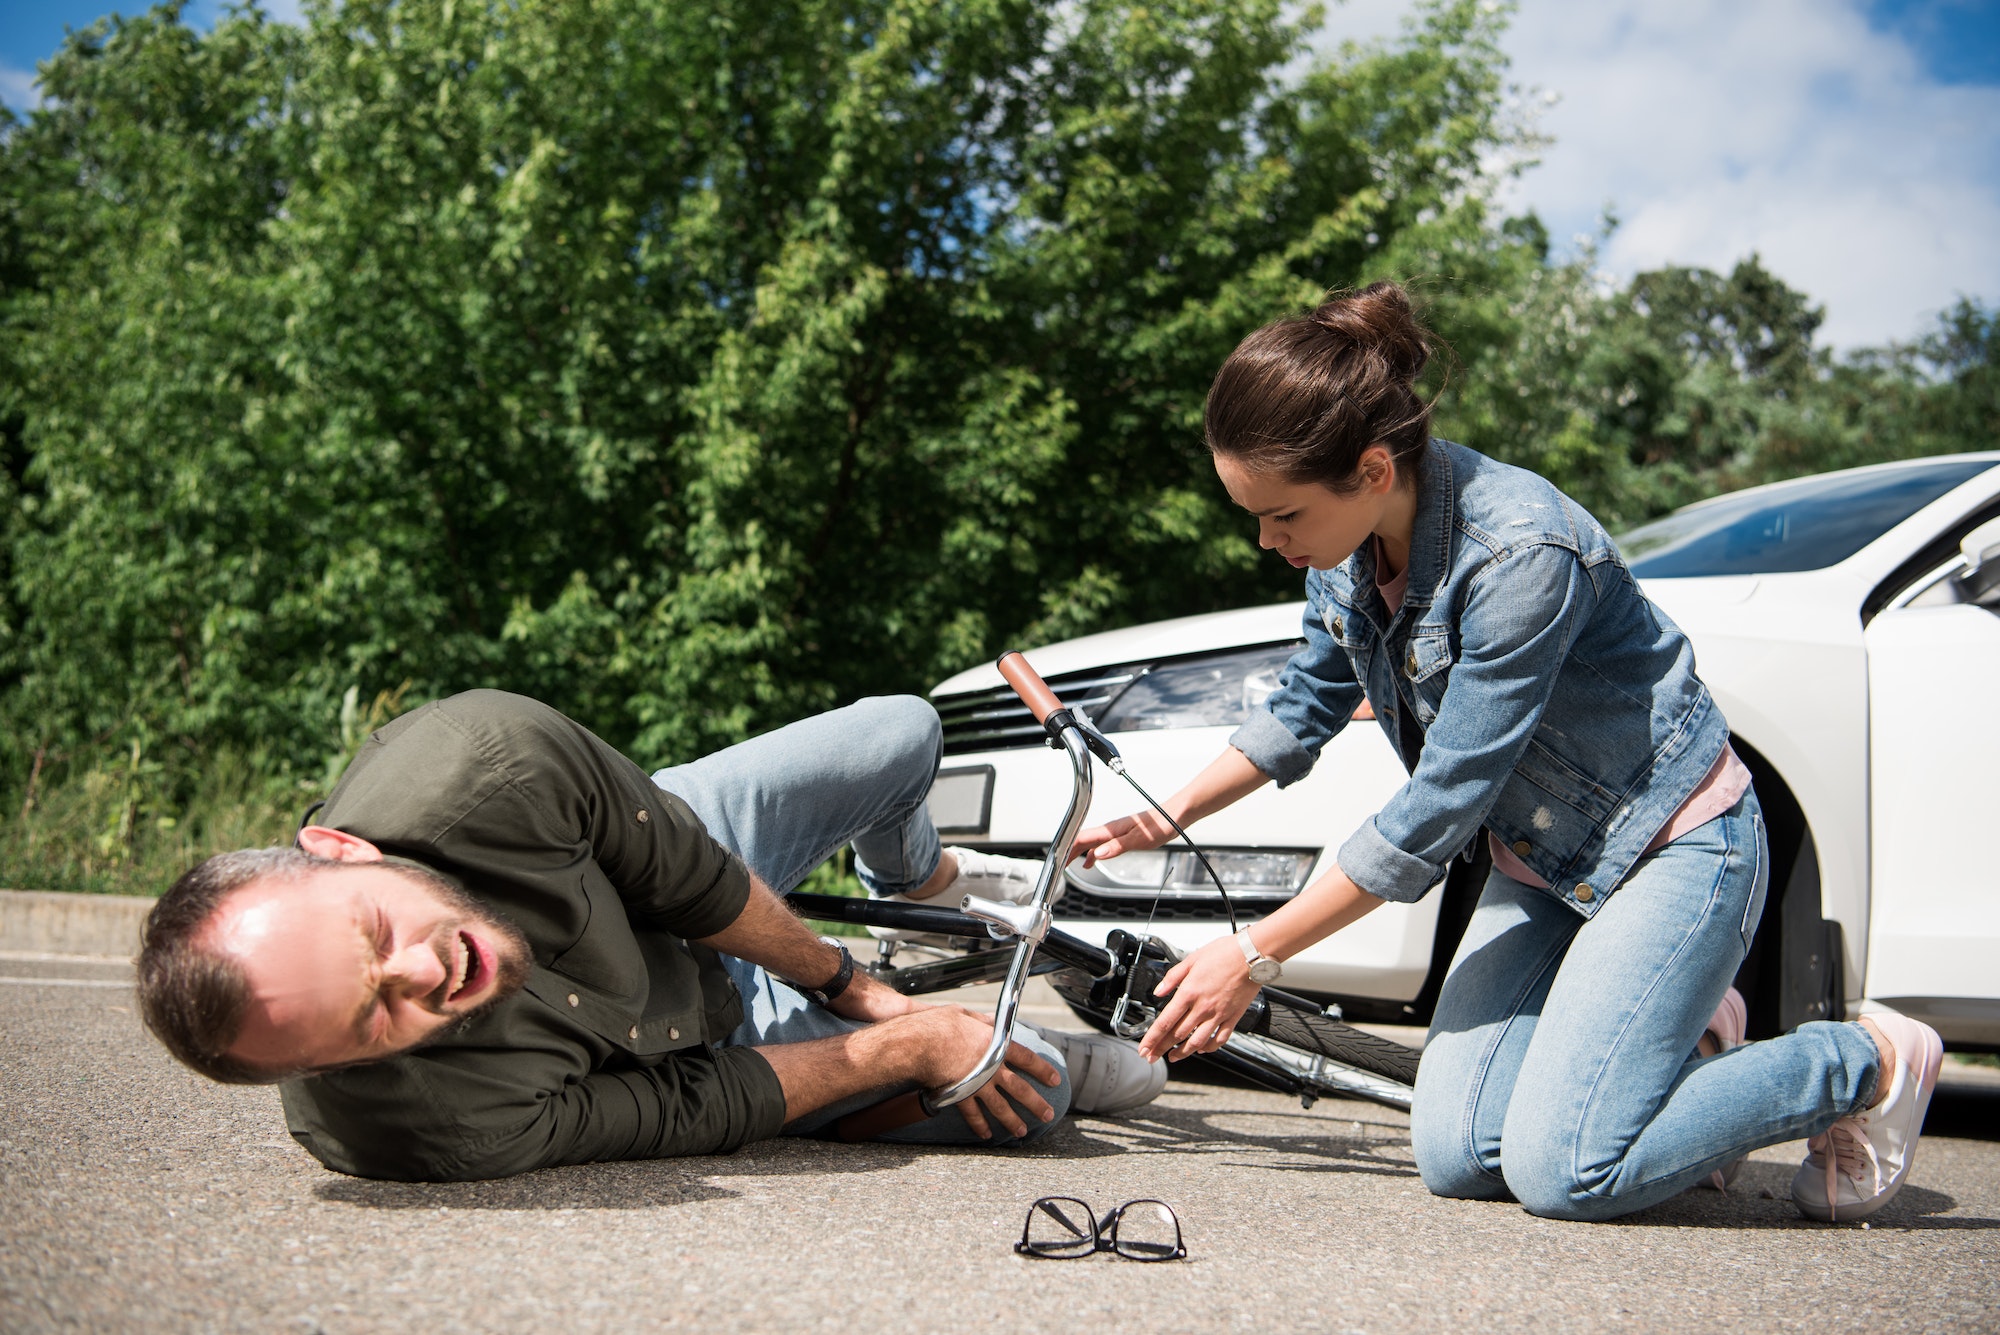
[[135, 690, 1163, 1181]]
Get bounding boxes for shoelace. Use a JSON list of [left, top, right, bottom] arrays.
[[1803, 1114, 1882, 1222]]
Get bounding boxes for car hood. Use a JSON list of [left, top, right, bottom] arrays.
[[934, 574, 1770, 697], [933, 602, 1308, 695]]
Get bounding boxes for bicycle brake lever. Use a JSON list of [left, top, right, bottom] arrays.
[[1069, 708, 1125, 770]]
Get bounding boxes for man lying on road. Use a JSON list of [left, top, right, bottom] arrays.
[[136, 690, 1162, 1181]]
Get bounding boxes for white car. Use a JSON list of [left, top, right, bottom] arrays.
[[925, 452, 2000, 1046]]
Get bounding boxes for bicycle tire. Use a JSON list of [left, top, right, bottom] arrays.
[[1242, 1004, 1421, 1087]]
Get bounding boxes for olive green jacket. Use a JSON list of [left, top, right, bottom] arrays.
[[279, 691, 788, 1181]]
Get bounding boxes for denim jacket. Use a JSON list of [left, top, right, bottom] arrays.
[[1229, 440, 1729, 918]]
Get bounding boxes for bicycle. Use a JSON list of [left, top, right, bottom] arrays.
[[786, 650, 1423, 1138]]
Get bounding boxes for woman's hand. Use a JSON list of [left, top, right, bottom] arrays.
[[1136, 935, 1263, 1063], [1070, 809, 1175, 867]]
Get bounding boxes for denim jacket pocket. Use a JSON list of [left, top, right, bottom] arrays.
[[1511, 738, 1621, 824], [1404, 629, 1453, 720]]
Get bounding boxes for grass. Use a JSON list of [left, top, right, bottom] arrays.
[[4, 749, 883, 934], [2, 747, 311, 898]]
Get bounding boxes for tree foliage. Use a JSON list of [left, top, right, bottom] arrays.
[[0, 0, 1991, 868]]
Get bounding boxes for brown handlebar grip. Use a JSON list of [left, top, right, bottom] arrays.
[[996, 651, 1063, 724], [832, 1090, 931, 1142]]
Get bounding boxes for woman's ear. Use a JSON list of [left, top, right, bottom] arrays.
[[296, 825, 384, 862], [1360, 444, 1396, 494]]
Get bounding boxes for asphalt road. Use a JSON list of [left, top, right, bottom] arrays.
[[4, 952, 1997, 1334]]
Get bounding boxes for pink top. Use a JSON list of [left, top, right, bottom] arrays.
[[1369, 537, 1749, 891]]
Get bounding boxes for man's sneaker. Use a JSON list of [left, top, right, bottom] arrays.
[[1697, 987, 1748, 1191], [1031, 1025, 1168, 1115], [867, 847, 1050, 945], [1792, 1011, 1944, 1222], [936, 846, 1049, 907]]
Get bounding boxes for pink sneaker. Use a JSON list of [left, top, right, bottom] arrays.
[[1697, 987, 1748, 1191], [1792, 1011, 1944, 1222]]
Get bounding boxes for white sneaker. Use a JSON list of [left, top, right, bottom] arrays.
[[867, 848, 1050, 944], [1032, 1025, 1168, 1115], [935, 845, 1050, 907], [1791, 1011, 1944, 1222]]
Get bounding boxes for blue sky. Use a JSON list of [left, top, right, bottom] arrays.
[[5, 0, 1997, 349]]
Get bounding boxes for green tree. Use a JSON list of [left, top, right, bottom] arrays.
[[2, 0, 1536, 789]]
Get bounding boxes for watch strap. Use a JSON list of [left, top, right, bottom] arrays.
[[1236, 929, 1279, 980], [795, 943, 856, 1008]]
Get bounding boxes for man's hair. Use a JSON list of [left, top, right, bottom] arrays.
[[137, 846, 337, 1085]]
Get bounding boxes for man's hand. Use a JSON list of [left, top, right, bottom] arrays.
[[907, 1005, 1062, 1139], [755, 1005, 1061, 1139], [826, 966, 925, 1024]]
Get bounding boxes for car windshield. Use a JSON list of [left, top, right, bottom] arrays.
[[1616, 458, 1995, 577]]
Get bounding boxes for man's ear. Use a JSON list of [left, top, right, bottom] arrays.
[[297, 825, 385, 863]]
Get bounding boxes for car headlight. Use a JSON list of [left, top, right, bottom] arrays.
[[1065, 847, 1319, 899], [1091, 643, 1301, 732]]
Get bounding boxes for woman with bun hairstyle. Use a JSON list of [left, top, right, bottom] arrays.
[[1073, 280, 1944, 1223]]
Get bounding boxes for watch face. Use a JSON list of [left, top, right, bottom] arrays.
[[1248, 958, 1282, 984]]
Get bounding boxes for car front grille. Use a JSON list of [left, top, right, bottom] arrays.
[[973, 845, 1290, 923], [934, 664, 1145, 755]]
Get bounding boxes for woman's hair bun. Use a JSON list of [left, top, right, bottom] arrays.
[[1205, 278, 1441, 495], [1307, 281, 1430, 383]]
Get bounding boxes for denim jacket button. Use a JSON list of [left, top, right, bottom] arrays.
[[1511, 840, 1531, 858], [1404, 649, 1418, 675], [1575, 883, 1595, 903], [1332, 616, 1344, 637]]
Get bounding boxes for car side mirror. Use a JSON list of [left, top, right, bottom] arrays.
[[1959, 516, 2000, 604]]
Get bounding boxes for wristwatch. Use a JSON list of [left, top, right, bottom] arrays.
[[795, 943, 856, 1008], [1236, 929, 1282, 984]]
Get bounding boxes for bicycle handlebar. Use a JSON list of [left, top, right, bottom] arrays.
[[996, 650, 1063, 723]]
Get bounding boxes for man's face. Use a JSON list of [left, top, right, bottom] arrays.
[[207, 862, 530, 1075]]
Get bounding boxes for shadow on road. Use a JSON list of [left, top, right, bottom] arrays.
[[306, 1079, 1991, 1217], [312, 1136, 931, 1211], [1064, 1100, 1421, 1179]]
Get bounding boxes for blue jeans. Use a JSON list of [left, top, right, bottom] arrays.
[[1410, 791, 1882, 1220], [650, 694, 1070, 1146]]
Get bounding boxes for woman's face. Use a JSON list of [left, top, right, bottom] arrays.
[[1213, 449, 1397, 571]]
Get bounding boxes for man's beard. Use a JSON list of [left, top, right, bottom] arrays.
[[383, 862, 533, 1040]]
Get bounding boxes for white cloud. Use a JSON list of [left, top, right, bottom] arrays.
[[1313, 0, 2000, 348], [1, 62, 40, 112]]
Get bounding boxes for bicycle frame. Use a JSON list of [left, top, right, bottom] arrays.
[[919, 719, 1096, 1112], [791, 649, 1421, 1129]]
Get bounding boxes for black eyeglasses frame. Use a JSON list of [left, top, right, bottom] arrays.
[[1014, 1196, 1186, 1262]]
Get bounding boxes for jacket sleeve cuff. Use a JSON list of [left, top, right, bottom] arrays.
[[1228, 710, 1317, 788], [1337, 817, 1447, 903]]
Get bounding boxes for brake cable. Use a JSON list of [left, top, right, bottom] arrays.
[[1090, 746, 1242, 1035]]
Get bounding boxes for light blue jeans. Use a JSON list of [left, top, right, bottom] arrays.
[[1411, 790, 1883, 1220], [650, 694, 1070, 1146]]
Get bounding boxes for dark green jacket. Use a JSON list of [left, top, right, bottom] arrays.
[[279, 690, 788, 1181]]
